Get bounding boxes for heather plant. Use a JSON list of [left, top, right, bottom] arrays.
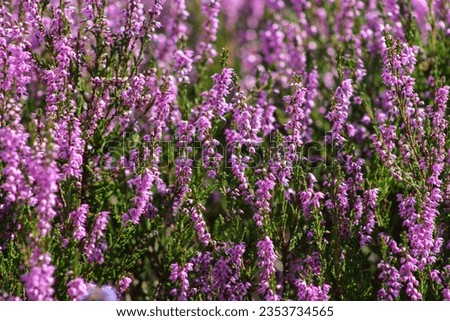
[[0, 0, 450, 301]]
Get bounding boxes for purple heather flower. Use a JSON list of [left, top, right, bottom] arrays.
[[295, 280, 331, 301], [266, 0, 284, 11], [257, 236, 279, 301], [399, 254, 422, 301], [1, 22, 32, 99], [172, 156, 193, 214], [284, 82, 307, 158], [325, 181, 351, 238], [122, 169, 157, 225], [196, 0, 221, 63], [209, 243, 250, 300], [164, 0, 190, 53], [119, 277, 132, 294], [84, 211, 109, 264], [62, 117, 85, 180], [201, 68, 234, 119], [411, 0, 430, 37], [69, 204, 89, 241], [260, 21, 286, 67], [0, 127, 32, 203], [427, 86, 449, 187], [443, 288, 450, 301], [360, 188, 379, 246], [222, 0, 245, 31], [202, 138, 223, 179], [21, 250, 55, 301], [27, 141, 60, 237], [67, 278, 88, 301], [192, 68, 233, 177], [173, 49, 194, 83], [150, 78, 176, 141], [335, 0, 360, 42], [84, 90, 109, 139], [212, 257, 233, 298], [253, 173, 276, 228], [325, 79, 353, 146], [188, 251, 213, 298], [299, 174, 324, 220], [183, 203, 211, 246], [80, 0, 100, 21], [258, 91, 277, 136], [377, 261, 402, 300], [371, 124, 400, 178], [170, 262, 194, 301], [430, 270, 442, 284], [398, 189, 443, 271], [44, 37, 76, 117], [288, 252, 330, 301], [382, 38, 422, 136], [228, 89, 263, 147], [381, 0, 405, 39]]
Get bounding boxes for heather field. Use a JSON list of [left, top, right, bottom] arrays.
[[1, 0, 450, 301]]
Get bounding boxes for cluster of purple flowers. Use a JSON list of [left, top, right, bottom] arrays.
[[1, 0, 450, 302]]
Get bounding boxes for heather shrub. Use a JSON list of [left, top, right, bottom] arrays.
[[0, 0, 450, 301]]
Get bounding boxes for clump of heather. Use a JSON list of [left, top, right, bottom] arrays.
[[0, 0, 450, 301]]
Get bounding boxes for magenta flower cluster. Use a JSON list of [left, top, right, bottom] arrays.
[[1, 0, 450, 301]]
